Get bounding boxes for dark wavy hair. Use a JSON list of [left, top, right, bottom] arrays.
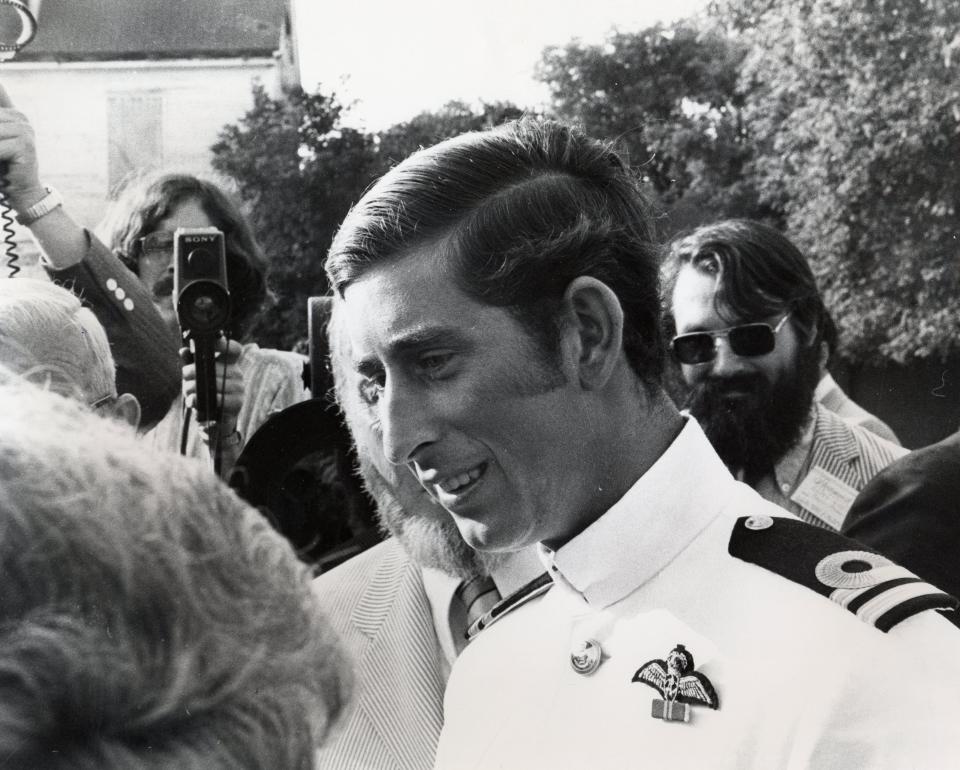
[[325, 118, 664, 385], [97, 172, 267, 340], [662, 219, 827, 348]]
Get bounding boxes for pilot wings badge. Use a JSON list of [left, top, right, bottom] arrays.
[[632, 644, 719, 722]]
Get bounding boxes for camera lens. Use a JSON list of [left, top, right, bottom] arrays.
[[178, 281, 231, 334], [191, 295, 224, 326]]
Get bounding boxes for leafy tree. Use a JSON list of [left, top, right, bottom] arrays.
[[213, 91, 526, 351], [721, 0, 960, 364], [212, 83, 381, 350], [377, 100, 526, 167], [537, 22, 766, 235]]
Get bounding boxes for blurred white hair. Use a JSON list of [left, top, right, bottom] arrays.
[[0, 277, 116, 406], [0, 368, 350, 768]]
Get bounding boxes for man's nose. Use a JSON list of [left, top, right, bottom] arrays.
[[380, 380, 440, 466], [710, 336, 749, 377]]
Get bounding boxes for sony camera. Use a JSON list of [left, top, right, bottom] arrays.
[[173, 227, 231, 336], [174, 227, 231, 422]]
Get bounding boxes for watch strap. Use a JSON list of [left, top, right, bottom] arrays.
[[16, 185, 63, 226]]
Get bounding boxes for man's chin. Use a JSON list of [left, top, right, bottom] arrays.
[[453, 515, 532, 559]]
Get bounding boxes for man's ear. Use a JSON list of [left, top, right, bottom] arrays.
[[110, 392, 141, 430], [560, 276, 624, 390]]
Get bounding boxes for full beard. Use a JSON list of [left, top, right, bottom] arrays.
[[684, 347, 821, 481]]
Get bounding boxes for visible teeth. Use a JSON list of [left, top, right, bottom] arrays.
[[436, 465, 483, 494]]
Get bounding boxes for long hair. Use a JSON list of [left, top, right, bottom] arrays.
[[97, 172, 268, 340], [662, 219, 827, 347]]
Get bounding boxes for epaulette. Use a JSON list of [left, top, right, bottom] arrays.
[[729, 514, 958, 632], [466, 572, 553, 641]]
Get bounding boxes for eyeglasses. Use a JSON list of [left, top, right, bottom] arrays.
[[136, 231, 175, 257], [671, 313, 792, 365]]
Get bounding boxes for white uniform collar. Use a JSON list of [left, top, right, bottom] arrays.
[[538, 418, 736, 609]]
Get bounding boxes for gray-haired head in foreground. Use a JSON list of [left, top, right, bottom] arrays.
[[0, 369, 349, 769], [0, 277, 117, 407], [325, 117, 665, 386]]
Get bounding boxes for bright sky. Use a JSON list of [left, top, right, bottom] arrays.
[[293, 0, 709, 130]]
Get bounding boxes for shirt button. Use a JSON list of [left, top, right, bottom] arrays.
[[114, 287, 126, 300], [106, 278, 118, 291], [745, 514, 774, 531], [780, 482, 791, 493], [123, 298, 134, 311]]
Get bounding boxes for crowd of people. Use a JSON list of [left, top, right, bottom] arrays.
[[1, 79, 959, 768]]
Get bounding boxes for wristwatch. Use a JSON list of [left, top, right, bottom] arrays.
[[16, 185, 63, 226]]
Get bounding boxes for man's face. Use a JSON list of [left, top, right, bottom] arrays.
[[136, 198, 214, 335], [339, 247, 590, 553], [332, 311, 495, 578], [671, 264, 819, 474]]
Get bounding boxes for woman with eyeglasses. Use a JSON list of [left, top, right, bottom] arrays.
[[96, 171, 310, 478], [0, 90, 307, 477]]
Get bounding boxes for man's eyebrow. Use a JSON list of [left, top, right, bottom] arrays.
[[352, 326, 464, 375], [354, 357, 383, 378], [387, 327, 460, 354]]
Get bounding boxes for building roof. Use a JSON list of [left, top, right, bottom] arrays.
[[14, 0, 288, 61]]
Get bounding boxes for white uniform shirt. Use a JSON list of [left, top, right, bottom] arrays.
[[436, 420, 960, 769]]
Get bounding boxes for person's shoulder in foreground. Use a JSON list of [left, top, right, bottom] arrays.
[[843, 429, 960, 619], [438, 419, 960, 770]]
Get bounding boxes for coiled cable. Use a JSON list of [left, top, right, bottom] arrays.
[[0, 0, 38, 277]]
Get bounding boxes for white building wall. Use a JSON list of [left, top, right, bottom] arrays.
[[1, 57, 277, 230]]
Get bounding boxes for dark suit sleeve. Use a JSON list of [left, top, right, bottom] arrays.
[[44, 231, 180, 429], [843, 440, 960, 622]]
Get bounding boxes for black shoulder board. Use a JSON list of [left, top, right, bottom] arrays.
[[729, 515, 958, 632], [466, 572, 553, 642]]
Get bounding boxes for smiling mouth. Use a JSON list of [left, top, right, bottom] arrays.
[[429, 463, 487, 502]]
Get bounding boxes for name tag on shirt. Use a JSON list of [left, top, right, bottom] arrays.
[[789, 466, 858, 530]]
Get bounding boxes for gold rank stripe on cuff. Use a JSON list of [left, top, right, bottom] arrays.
[[832, 578, 958, 632]]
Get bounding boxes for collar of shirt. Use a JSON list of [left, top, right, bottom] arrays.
[[421, 566, 463, 678], [537, 418, 736, 610], [814, 372, 836, 403]]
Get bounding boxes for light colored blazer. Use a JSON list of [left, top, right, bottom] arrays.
[[799, 404, 909, 528], [313, 538, 444, 770], [817, 373, 900, 445]]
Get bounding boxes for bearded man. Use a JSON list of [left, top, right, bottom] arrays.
[[663, 219, 906, 531]]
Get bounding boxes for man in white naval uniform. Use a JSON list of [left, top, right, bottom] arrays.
[[325, 118, 960, 769]]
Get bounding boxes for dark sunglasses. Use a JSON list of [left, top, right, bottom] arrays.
[[671, 313, 791, 365]]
